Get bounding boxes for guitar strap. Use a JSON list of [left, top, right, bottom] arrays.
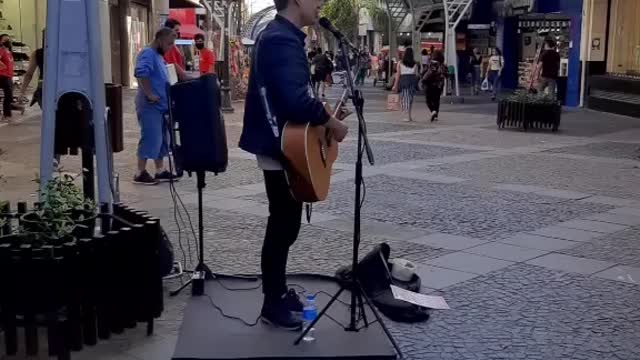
[[253, 32, 313, 222]]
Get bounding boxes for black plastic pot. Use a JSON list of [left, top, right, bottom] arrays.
[[497, 99, 561, 131]]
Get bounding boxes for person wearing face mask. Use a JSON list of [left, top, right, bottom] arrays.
[[0, 34, 14, 122], [132, 27, 180, 185], [194, 33, 215, 75]]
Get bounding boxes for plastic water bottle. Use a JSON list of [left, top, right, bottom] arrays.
[[302, 294, 317, 342]]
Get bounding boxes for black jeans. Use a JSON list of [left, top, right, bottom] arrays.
[[0, 76, 12, 118], [426, 86, 442, 114], [262, 170, 302, 300]]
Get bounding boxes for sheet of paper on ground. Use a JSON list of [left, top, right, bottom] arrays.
[[391, 285, 450, 310]]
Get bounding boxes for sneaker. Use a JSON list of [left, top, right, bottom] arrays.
[[260, 297, 303, 331], [283, 289, 304, 314], [430, 111, 437, 122], [155, 170, 179, 182], [133, 171, 158, 185]]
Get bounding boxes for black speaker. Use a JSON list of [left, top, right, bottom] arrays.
[[170, 74, 228, 174]]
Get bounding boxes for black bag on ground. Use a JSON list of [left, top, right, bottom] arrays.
[[158, 226, 175, 278], [335, 243, 429, 323]]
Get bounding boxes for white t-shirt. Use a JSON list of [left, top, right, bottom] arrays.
[[488, 55, 504, 71], [399, 63, 416, 75], [257, 155, 283, 170]]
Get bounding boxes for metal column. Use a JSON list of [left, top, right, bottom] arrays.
[[443, 0, 473, 97]]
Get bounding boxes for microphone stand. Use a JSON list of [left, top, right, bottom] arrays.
[[293, 36, 403, 359]]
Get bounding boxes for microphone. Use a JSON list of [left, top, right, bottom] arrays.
[[319, 17, 344, 39], [319, 17, 358, 51]]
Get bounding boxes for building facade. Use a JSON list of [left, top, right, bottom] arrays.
[[1, 0, 155, 87], [491, 0, 584, 106], [582, 0, 640, 117]]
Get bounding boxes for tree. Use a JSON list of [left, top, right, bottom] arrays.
[[320, 0, 386, 41], [321, 0, 359, 40]]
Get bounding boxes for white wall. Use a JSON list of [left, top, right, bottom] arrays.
[[99, 0, 112, 81], [2, 0, 39, 49], [153, 0, 170, 32], [2, 0, 112, 83]]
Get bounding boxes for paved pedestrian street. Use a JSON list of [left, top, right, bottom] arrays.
[[1, 84, 640, 359]]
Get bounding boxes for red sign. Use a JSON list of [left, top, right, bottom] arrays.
[[169, 8, 196, 26]]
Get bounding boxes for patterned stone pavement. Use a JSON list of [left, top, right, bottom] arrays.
[[1, 82, 640, 359]]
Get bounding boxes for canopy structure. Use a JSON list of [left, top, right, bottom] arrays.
[[241, 6, 277, 42], [180, 24, 206, 39], [381, 0, 474, 95], [170, 0, 202, 8]]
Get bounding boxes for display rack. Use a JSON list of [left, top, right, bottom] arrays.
[[517, 15, 571, 89]]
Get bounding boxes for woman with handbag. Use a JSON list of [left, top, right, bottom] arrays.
[[422, 50, 447, 122], [392, 47, 418, 122]]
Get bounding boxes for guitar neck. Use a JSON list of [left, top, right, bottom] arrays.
[[332, 89, 350, 118]]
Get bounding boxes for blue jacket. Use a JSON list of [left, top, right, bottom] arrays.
[[134, 47, 169, 113], [239, 15, 329, 159]]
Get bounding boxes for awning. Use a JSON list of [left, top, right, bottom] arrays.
[[170, 0, 202, 8], [179, 24, 205, 39]]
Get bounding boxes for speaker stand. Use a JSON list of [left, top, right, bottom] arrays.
[[170, 171, 214, 297]]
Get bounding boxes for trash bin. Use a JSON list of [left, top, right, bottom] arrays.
[[105, 83, 124, 153]]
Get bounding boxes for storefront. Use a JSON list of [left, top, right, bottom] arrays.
[[583, 0, 640, 117], [495, 0, 584, 106], [515, 14, 572, 102], [0, 0, 112, 86]]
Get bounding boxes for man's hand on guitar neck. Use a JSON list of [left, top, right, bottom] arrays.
[[326, 117, 349, 142]]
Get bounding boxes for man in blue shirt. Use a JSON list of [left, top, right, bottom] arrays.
[[133, 27, 178, 185], [239, 0, 348, 330]]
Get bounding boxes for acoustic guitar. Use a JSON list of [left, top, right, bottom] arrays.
[[281, 95, 351, 202]]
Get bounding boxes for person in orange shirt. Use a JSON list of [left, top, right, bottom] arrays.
[[194, 34, 215, 75], [0, 34, 14, 121], [163, 18, 189, 81]]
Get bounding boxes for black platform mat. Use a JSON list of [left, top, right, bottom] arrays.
[[172, 274, 397, 360]]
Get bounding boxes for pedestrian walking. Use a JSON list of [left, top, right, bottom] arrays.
[[392, 47, 418, 122], [535, 39, 561, 99], [420, 48, 430, 68], [487, 47, 504, 101], [311, 49, 332, 98], [422, 50, 447, 122], [20, 36, 44, 108], [0, 34, 14, 122], [470, 48, 483, 95]]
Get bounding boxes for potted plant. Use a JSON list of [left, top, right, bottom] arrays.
[[497, 90, 561, 131], [19, 173, 96, 246]]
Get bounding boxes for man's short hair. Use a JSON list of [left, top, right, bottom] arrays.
[[274, 0, 288, 11], [165, 18, 181, 29], [194, 33, 205, 41], [544, 39, 556, 49], [155, 27, 176, 41]]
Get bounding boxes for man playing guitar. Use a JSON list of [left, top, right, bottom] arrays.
[[239, 0, 349, 330]]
